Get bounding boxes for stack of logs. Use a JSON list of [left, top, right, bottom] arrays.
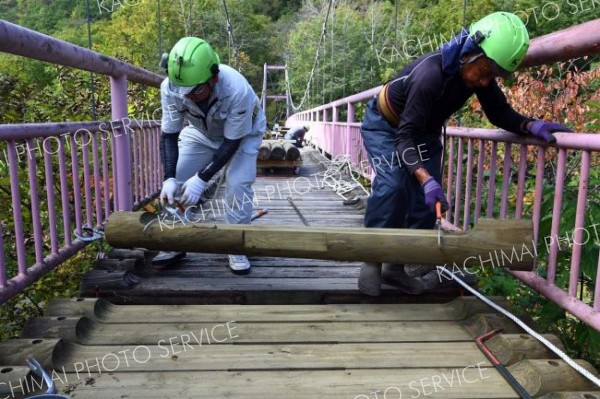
[[258, 139, 301, 161]]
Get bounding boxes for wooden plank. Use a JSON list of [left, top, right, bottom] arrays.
[[106, 213, 535, 270], [56, 368, 518, 399], [44, 341, 490, 371], [44, 298, 480, 322], [71, 319, 472, 345]]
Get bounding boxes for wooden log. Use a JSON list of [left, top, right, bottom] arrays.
[[105, 213, 535, 270], [106, 248, 147, 260], [508, 359, 600, 397], [462, 313, 524, 337], [538, 392, 600, 399], [269, 140, 286, 160], [21, 316, 79, 340], [258, 141, 272, 161], [0, 366, 32, 398], [283, 141, 301, 161], [485, 333, 565, 365]]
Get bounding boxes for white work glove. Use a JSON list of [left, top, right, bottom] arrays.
[[160, 178, 180, 206], [181, 174, 207, 207]]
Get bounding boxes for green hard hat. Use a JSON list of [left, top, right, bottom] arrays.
[[470, 12, 529, 74], [167, 37, 220, 89]]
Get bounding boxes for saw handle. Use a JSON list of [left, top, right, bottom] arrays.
[[435, 201, 442, 221]]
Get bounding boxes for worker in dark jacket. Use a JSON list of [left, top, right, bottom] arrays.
[[284, 125, 309, 148], [358, 12, 572, 296]]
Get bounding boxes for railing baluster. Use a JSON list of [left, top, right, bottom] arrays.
[[57, 136, 72, 247], [463, 139, 474, 230], [486, 141, 498, 218], [547, 148, 567, 285], [140, 128, 147, 199], [594, 252, 600, 312], [110, 133, 119, 210], [453, 137, 464, 226], [132, 129, 140, 203], [92, 132, 103, 225], [70, 135, 83, 235], [7, 141, 27, 277], [474, 140, 485, 223], [26, 139, 44, 263], [500, 143, 512, 219], [149, 128, 155, 195], [101, 135, 111, 220], [42, 140, 59, 254], [515, 144, 528, 219], [533, 147, 546, 247], [0, 224, 6, 288], [446, 137, 455, 224], [156, 127, 163, 194], [568, 150, 590, 297], [81, 132, 94, 228]]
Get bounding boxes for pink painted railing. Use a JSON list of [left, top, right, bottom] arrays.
[[0, 20, 163, 303], [287, 20, 600, 331]]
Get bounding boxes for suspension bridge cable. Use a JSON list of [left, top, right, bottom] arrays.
[[287, 0, 334, 112], [330, 0, 335, 103], [85, 0, 97, 120], [222, 0, 239, 69], [394, 0, 399, 69], [157, 0, 163, 56]]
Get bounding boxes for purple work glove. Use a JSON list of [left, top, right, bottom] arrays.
[[528, 120, 573, 144], [422, 176, 449, 213]]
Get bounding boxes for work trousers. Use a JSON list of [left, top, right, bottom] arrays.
[[360, 97, 443, 230]]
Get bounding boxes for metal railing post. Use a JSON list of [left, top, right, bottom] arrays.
[[111, 75, 133, 211]]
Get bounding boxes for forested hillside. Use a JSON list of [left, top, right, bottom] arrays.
[[0, 0, 598, 125]]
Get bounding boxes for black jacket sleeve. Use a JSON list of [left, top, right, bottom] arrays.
[[197, 137, 242, 182], [160, 131, 179, 180], [394, 69, 444, 175], [476, 80, 534, 135]]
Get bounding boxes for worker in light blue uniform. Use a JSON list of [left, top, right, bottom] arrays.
[[159, 37, 266, 274]]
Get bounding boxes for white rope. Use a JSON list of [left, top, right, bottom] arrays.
[[314, 154, 369, 199], [436, 266, 600, 387]]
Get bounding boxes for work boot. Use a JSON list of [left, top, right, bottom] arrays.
[[358, 262, 382, 296], [153, 251, 186, 266], [404, 264, 434, 277], [381, 263, 427, 295]]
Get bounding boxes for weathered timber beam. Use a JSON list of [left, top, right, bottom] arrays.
[[105, 212, 535, 270]]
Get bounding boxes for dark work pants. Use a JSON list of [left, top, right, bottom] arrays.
[[360, 98, 443, 230]]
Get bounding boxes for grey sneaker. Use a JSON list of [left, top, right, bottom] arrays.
[[358, 262, 382, 296], [381, 263, 427, 295], [228, 254, 251, 274]]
